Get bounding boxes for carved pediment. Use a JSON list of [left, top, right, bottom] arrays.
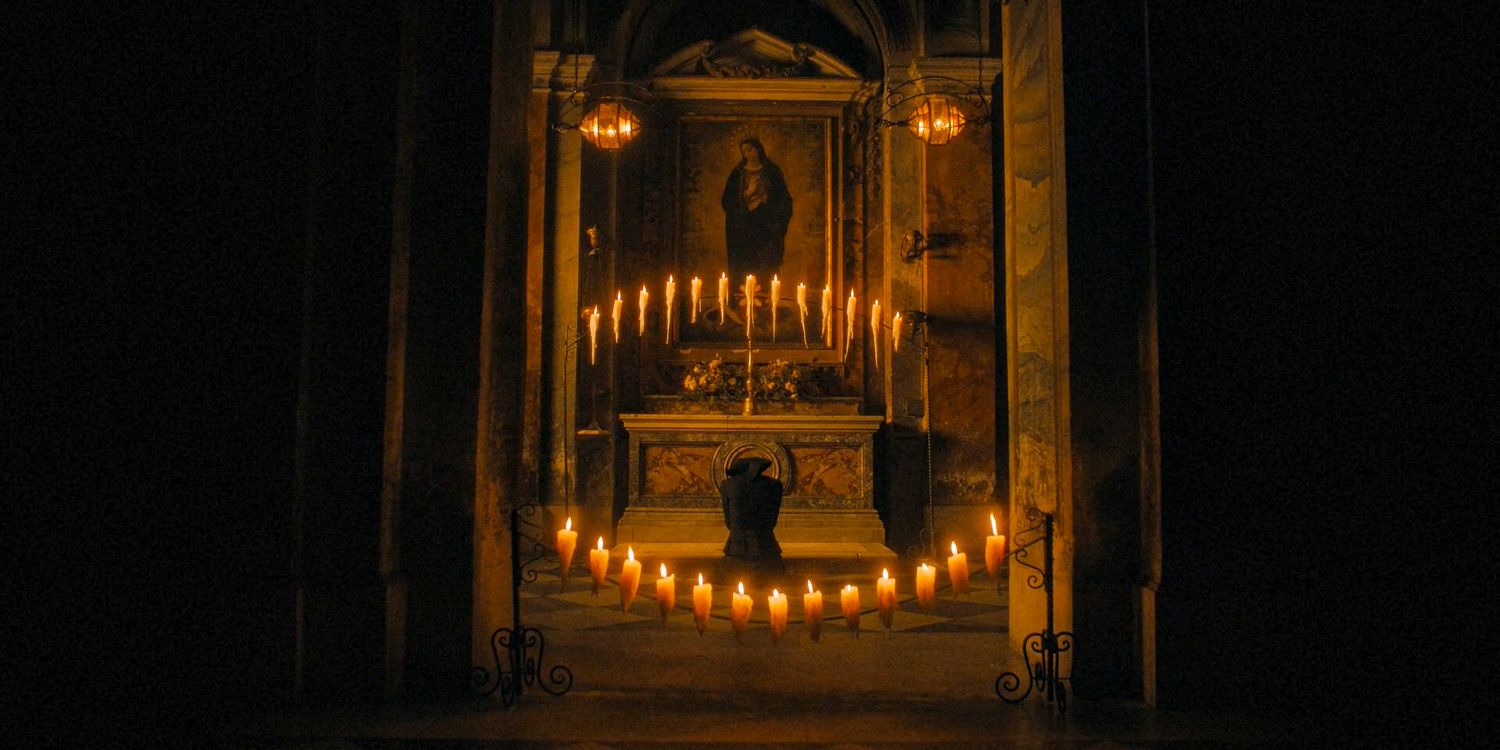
[[653, 27, 860, 80]]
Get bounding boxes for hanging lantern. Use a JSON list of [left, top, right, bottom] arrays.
[[905, 94, 968, 145], [578, 98, 642, 150]]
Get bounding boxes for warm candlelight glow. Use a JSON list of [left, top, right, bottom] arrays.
[[768, 588, 788, 643], [731, 581, 752, 639], [947, 541, 971, 594], [555, 517, 578, 589], [718, 273, 729, 324], [588, 307, 600, 365], [803, 580, 824, 642], [588, 536, 608, 596], [743, 275, 756, 338], [985, 512, 1008, 587], [619, 546, 642, 613], [840, 584, 861, 637], [611, 292, 622, 343], [638, 286, 649, 336], [664, 275, 676, 343], [876, 568, 897, 631], [870, 299, 881, 371], [769, 275, 780, 341], [656, 563, 675, 621], [916, 563, 937, 609], [892, 311, 903, 353], [690, 276, 702, 323], [796, 282, 809, 346], [845, 289, 857, 356], [692, 573, 712, 635]]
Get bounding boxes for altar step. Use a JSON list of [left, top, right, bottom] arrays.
[[609, 541, 899, 578]]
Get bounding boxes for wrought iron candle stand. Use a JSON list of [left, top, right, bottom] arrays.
[[995, 507, 1075, 711], [471, 500, 574, 707]]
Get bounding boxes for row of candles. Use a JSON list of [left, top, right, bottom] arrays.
[[583, 273, 906, 365], [554, 515, 1009, 640]]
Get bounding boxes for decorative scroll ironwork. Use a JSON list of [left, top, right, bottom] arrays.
[[994, 510, 1075, 711], [472, 500, 575, 707]]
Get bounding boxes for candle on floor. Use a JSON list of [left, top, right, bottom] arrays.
[[947, 541, 970, 594], [664, 275, 676, 343], [588, 307, 600, 365], [916, 563, 937, 609], [637, 285, 649, 336], [821, 285, 833, 345], [768, 588, 788, 643], [692, 573, 712, 636], [769, 275, 780, 341], [619, 546, 642, 613], [588, 536, 608, 596], [876, 568, 896, 631], [690, 276, 702, 323], [743, 275, 756, 338], [870, 298, 881, 371], [656, 563, 675, 621], [985, 513, 1008, 587], [611, 291, 623, 343], [555, 517, 578, 588], [840, 584, 860, 637], [892, 311, 903, 353], [718, 273, 729, 324], [731, 581, 752, 640], [803, 580, 823, 642]]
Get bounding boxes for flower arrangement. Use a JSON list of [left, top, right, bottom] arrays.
[[682, 357, 813, 404]]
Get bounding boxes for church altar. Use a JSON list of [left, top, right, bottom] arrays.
[[615, 410, 897, 565]]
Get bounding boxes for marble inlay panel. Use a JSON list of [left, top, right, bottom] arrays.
[[642, 445, 716, 497], [786, 446, 861, 499]]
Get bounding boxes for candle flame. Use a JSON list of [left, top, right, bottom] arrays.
[[597, 536, 604, 550], [627, 546, 635, 561], [808, 580, 814, 593], [921, 563, 932, 572], [845, 584, 855, 592], [565, 517, 572, 531], [951, 541, 959, 556], [660, 563, 668, 577], [882, 568, 889, 580], [991, 513, 998, 535], [616, 291, 622, 301], [738, 581, 745, 595], [698, 573, 704, 586], [772, 588, 779, 598]]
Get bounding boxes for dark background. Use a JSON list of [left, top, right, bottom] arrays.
[[12, 1, 1486, 742]]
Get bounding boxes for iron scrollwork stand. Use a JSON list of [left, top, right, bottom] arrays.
[[471, 501, 574, 706], [994, 508, 1075, 710]]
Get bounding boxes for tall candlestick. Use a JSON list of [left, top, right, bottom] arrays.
[[892, 311, 903, 354], [664, 275, 676, 343], [840, 584, 861, 637], [619, 546, 642, 613], [870, 298, 881, 371], [876, 568, 896, 631], [718, 273, 729, 324], [637, 286, 649, 337], [692, 573, 712, 636], [588, 307, 600, 365], [803, 580, 823, 642], [555, 517, 578, 589], [731, 581, 752, 640], [916, 563, 937, 609], [656, 563, 675, 621], [947, 541, 970, 595], [768, 588, 788, 643], [821, 285, 833, 345], [588, 536, 608, 596], [690, 276, 702, 323], [985, 513, 1008, 587], [769, 275, 780, 341], [845, 289, 857, 355], [743, 275, 756, 338], [611, 292, 622, 343], [797, 282, 809, 346]]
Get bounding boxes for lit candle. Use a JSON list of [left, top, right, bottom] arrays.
[[845, 289, 857, 354], [731, 581, 752, 640], [876, 568, 896, 631], [947, 541, 970, 595], [690, 276, 702, 323], [744, 275, 756, 338], [619, 546, 642, 613], [796, 282, 809, 346], [803, 580, 823, 642], [611, 292, 623, 343], [916, 563, 936, 609], [769, 275, 780, 341], [768, 588, 788, 643], [692, 573, 712, 636], [892, 311, 903, 354], [637, 285, 649, 337], [840, 584, 861, 637], [870, 298, 881, 371], [656, 563, 675, 621], [664, 275, 676, 343], [555, 517, 578, 588], [588, 536, 608, 596], [821, 284, 833, 345], [985, 513, 1008, 587], [718, 273, 729, 324], [588, 306, 600, 365]]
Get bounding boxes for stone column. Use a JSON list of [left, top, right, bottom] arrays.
[[1001, 0, 1074, 656]]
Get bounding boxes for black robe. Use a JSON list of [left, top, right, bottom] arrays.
[[719, 459, 783, 560], [721, 159, 792, 280]]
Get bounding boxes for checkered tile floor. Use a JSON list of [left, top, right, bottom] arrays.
[[520, 558, 1008, 636]]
